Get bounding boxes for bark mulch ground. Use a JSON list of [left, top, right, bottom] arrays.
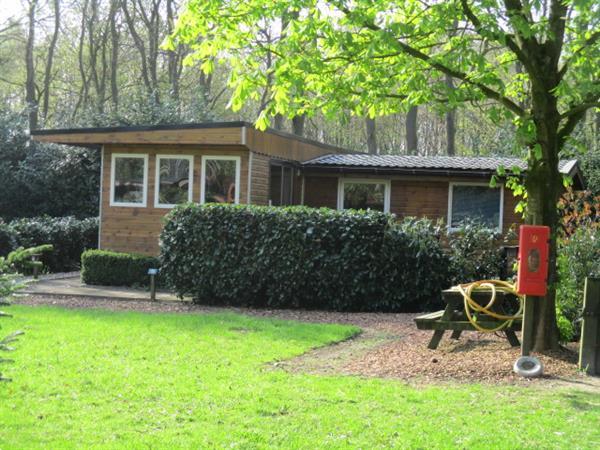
[[15, 294, 597, 388]]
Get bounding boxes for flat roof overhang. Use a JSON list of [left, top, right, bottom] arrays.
[[30, 122, 250, 147]]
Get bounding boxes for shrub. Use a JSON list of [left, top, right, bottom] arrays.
[[160, 204, 450, 312], [5, 245, 54, 275], [8, 216, 98, 272], [558, 189, 599, 236], [0, 222, 17, 257], [447, 220, 508, 284], [556, 226, 600, 341], [81, 249, 160, 287]]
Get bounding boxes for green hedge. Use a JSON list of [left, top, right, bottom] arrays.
[[160, 204, 451, 312], [3, 216, 98, 272], [81, 249, 160, 287]]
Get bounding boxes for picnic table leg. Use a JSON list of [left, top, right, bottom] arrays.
[[428, 330, 445, 349], [450, 330, 462, 340], [505, 330, 520, 347], [427, 304, 454, 350]]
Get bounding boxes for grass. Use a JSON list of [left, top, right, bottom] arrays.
[[1, 305, 599, 449]]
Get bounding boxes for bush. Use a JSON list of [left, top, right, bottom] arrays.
[[0, 222, 17, 257], [556, 226, 600, 341], [81, 250, 160, 287], [160, 204, 450, 312], [8, 216, 98, 272], [447, 220, 508, 284]]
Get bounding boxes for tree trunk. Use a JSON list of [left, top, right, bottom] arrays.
[[445, 75, 456, 156], [109, 0, 120, 112], [524, 83, 563, 351], [524, 147, 561, 351], [41, 0, 60, 123], [406, 106, 418, 155], [365, 117, 377, 154], [292, 115, 305, 136], [25, 0, 38, 131]]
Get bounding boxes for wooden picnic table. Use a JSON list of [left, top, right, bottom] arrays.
[[415, 287, 522, 350]]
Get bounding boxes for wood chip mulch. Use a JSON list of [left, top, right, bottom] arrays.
[[14, 294, 594, 386]]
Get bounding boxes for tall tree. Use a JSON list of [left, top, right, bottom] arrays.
[[365, 117, 377, 154], [25, 0, 38, 130], [109, 0, 121, 111], [173, 0, 600, 351], [41, 0, 60, 123], [445, 75, 456, 156], [406, 106, 418, 154]]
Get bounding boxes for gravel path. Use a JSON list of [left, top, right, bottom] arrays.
[[15, 294, 596, 387]]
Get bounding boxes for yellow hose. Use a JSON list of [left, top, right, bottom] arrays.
[[456, 280, 524, 332]]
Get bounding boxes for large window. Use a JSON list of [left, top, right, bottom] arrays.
[[201, 156, 241, 204], [154, 155, 193, 208], [269, 163, 294, 206], [338, 179, 390, 213], [448, 183, 503, 231], [110, 153, 148, 207]]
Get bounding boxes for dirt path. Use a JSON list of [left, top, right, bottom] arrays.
[[15, 294, 600, 390]]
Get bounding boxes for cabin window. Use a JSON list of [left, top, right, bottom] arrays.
[[337, 179, 390, 213], [201, 156, 241, 204], [155, 155, 193, 208], [448, 183, 504, 231], [110, 153, 148, 207], [269, 163, 294, 206]]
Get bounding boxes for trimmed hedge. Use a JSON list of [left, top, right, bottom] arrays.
[[81, 249, 160, 287], [7, 216, 98, 272], [160, 204, 451, 312]]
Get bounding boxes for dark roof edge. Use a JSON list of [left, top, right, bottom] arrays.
[[301, 165, 500, 178], [30, 121, 251, 136]]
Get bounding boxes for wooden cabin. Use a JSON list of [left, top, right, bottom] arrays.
[[32, 122, 583, 255]]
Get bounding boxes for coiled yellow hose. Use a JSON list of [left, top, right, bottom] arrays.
[[456, 280, 524, 332]]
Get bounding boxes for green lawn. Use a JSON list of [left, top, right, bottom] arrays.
[[1, 306, 598, 449]]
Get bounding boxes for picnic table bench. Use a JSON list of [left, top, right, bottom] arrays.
[[415, 287, 522, 349]]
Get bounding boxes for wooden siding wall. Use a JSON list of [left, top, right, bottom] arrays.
[[245, 128, 340, 162], [303, 176, 339, 209], [249, 152, 270, 205], [101, 144, 248, 255], [303, 174, 523, 234]]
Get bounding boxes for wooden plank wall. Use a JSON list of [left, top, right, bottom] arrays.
[[101, 144, 248, 255], [245, 128, 340, 162], [249, 152, 270, 205], [302, 174, 524, 237]]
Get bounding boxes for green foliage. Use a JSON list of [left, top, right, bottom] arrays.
[[2, 245, 54, 275], [160, 204, 450, 312], [7, 217, 98, 272], [556, 226, 600, 342], [0, 222, 17, 257], [580, 146, 600, 195], [173, 1, 598, 135], [447, 221, 509, 285], [81, 250, 160, 288], [0, 246, 27, 382], [0, 108, 100, 220]]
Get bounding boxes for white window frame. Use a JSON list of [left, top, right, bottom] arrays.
[[154, 154, 194, 209], [447, 181, 504, 232], [110, 153, 149, 207], [337, 178, 391, 213], [200, 155, 241, 205]]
